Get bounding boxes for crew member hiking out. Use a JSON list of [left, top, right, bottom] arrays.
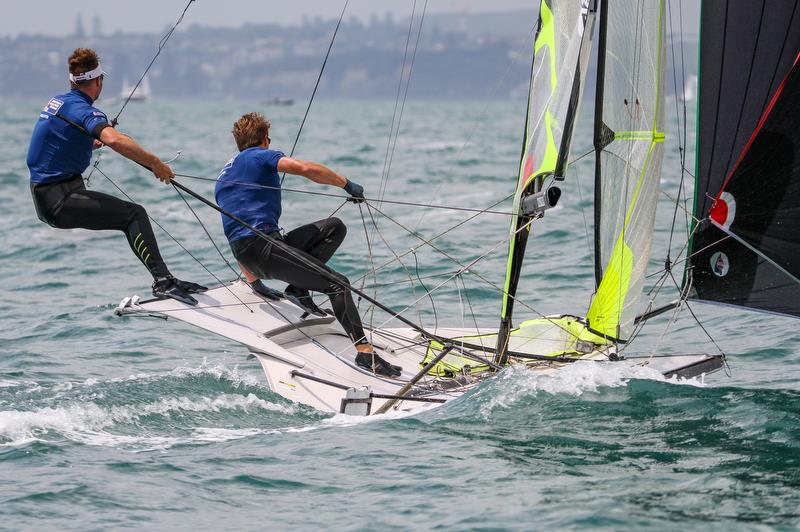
[[215, 112, 402, 378], [26, 48, 205, 305]]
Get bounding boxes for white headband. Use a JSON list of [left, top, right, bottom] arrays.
[[69, 64, 107, 83]]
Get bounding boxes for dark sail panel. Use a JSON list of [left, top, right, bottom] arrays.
[[688, 1, 800, 316]]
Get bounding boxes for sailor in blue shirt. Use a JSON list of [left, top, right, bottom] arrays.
[[26, 48, 205, 305], [216, 112, 401, 378]]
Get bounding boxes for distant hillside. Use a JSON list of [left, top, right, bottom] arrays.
[[0, 11, 698, 102]]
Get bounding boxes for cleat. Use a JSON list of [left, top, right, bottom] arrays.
[[152, 277, 198, 306], [249, 280, 284, 301], [355, 351, 402, 378]]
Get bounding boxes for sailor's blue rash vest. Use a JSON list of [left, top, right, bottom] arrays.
[[27, 89, 110, 185], [215, 147, 285, 243]]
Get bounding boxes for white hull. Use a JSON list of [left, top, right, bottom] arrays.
[[116, 281, 722, 415]]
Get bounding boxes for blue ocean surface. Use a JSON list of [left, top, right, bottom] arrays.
[[1, 98, 798, 530]]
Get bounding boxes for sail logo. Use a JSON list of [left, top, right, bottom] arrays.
[[710, 192, 736, 230], [710, 252, 730, 277]]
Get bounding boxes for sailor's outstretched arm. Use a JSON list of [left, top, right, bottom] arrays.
[[277, 156, 347, 187], [98, 127, 175, 184], [277, 156, 364, 201]]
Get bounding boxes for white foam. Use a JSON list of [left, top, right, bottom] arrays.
[[0, 392, 293, 449], [477, 361, 705, 417]]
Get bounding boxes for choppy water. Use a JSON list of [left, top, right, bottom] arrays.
[[1, 98, 798, 530]]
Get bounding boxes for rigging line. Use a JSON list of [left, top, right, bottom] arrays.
[[362, 270, 462, 289], [327, 199, 349, 219], [677, 0, 690, 246], [646, 231, 730, 280], [712, 221, 800, 287], [459, 275, 487, 354], [348, 192, 514, 284], [379, 0, 417, 198], [569, 147, 595, 167], [280, 0, 349, 185], [413, 19, 539, 233], [668, 269, 726, 357], [453, 23, 538, 163], [645, 220, 700, 280], [456, 273, 465, 341], [174, 172, 515, 216], [363, 202, 424, 326], [168, 177, 515, 353], [665, 0, 690, 259], [171, 184, 256, 313], [367, 201, 578, 335], [355, 230, 519, 345], [92, 165, 237, 294], [380, 0, 429, 204], [412, 247, 438, 334], [355, 201, 380, 330], [366, 202, 498, 294], [112, 0, 195, 126], [618, 268, 673, 353], [572, 164, 593, 267], [660, 186, 702, 225], [368, 326, 501, 370], [645, 283, 690, 362]]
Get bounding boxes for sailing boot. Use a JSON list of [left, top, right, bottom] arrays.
[[249, 279, 284, 301], [152, 276, 198, 306], [355, 351, 402, 378], [284, 286, 329, 317], [175, 279, 208, 293]]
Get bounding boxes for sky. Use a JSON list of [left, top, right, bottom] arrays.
[[1, 0, 542, 37]]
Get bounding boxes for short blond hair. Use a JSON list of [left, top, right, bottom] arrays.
[[232, 112, 271, 152], [68, 48, 100, 87]]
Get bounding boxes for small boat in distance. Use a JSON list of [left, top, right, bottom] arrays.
[[262, 96, 294, 106], [120, 75, 151, 102]]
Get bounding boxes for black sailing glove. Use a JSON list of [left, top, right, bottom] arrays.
[[344, 179, 365, 203]]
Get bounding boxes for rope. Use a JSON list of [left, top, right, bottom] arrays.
[[171, 184, 256, 313], [280, 0, 349, 185], [379, 0, 418, 201], [92, 165, 249, 309], [379, 0, 429, 204], [112, 0, 195, 126], [174, 172, 515, 216]]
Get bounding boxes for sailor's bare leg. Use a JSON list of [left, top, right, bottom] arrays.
[[239, 261, 259, 283]]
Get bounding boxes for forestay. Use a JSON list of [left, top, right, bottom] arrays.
[[586, 0, 666, 342]]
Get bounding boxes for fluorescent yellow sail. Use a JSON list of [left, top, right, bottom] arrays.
[[500, 0, 597, 321], [587, 0, 666, 341]]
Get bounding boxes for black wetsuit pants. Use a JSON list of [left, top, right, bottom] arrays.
[[30, 175, 171, 279], [232, 217, 367, 344]]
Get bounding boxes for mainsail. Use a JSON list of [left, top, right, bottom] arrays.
[[586, 0, 666, 342], [686, 1, 800, 317], [497, 0, 597, 361]]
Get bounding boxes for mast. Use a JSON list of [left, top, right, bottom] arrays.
[[495, 0, 597, 364], [592, 0, 609, 288]]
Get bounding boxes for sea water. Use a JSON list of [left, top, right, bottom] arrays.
[[1, 99, 798, 529]]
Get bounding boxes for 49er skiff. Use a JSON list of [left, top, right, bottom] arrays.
[[113, 0, 758, 415]]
